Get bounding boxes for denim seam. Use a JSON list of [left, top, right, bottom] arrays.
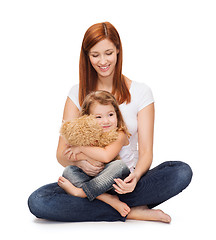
[[82, 183, 95, 201]]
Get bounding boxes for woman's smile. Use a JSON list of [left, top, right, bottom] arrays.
[[89, 39, 118, 79], [98, 64, 111, 72]]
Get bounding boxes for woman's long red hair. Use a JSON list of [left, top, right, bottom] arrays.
[[79, 22, 131, 106]]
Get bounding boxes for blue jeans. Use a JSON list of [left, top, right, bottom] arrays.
[[63, 160, 130, 201], [28, 161, 192, 222]]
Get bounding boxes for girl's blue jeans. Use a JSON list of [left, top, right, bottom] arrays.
[[62, 160, 130, 201], [28, 161, 192, 222]]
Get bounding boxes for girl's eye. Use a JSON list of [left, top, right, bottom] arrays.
[[96, 116, 101, 119], [106, 52, 113, 56], [92, 55, 99, 58], [109, 113, 114, 117]]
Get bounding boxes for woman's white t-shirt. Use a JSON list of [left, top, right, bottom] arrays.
[[68, 81, 154, 171]]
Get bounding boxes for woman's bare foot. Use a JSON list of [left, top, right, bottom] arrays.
[[58, 176, 86, 198], [97, 194, 130, 217], [127, 205, 171, 223]]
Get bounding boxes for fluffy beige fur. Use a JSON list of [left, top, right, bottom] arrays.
[[60, 115, 119, 148]]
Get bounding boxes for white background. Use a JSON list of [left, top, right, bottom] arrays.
[[0, 0, 215, 239]]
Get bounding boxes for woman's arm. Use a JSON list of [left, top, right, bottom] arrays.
[[56, 97, 105, 175], [56, 97, 80, 167], [70, 132, 128, 163], [56, 97, 103, 165], [134, 102, 154, 180], [113, 103, 155, 194]]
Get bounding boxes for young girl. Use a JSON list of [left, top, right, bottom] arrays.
[[58, 90, 133, 217]]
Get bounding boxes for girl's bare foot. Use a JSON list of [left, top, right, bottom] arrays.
[[127, 205, 171, 223], [97, 194, 130, 217], [58, 176, 86, 198], [109, 195, 131, 217]]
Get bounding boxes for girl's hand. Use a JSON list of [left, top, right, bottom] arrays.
[[64, 146, 81, 161], [63, 145, 105, 176], [113, 172, 138, 194]]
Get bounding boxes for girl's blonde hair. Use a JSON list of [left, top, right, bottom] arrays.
[[81, 90, 131, 138]]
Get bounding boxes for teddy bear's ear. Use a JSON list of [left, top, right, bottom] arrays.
[[99, 129, 118, 147], [60, 121, 66, 135], [60, 121, 73, 138]]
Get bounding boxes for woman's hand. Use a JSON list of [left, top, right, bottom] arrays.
[[75, 160, 105, 176], [113, 172, 138, 194]]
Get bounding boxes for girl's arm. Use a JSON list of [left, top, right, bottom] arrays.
[[113, 103, 154, 194], [71, 131, 128, 163]]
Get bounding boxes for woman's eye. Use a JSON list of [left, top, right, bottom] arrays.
[[92, 55, 99, 58], [106, 52, 113, 56]]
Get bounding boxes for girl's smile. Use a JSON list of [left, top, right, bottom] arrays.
[[89, 102, 118, 132]]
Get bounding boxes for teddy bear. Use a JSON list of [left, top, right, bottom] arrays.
[[60, 114, 119, 159]]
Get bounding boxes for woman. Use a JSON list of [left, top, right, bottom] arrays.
[[28, 22, 192, 222]]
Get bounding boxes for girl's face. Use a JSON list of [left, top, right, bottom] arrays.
[[90, 102, 118, 132], [89, 39, 119, 80]]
